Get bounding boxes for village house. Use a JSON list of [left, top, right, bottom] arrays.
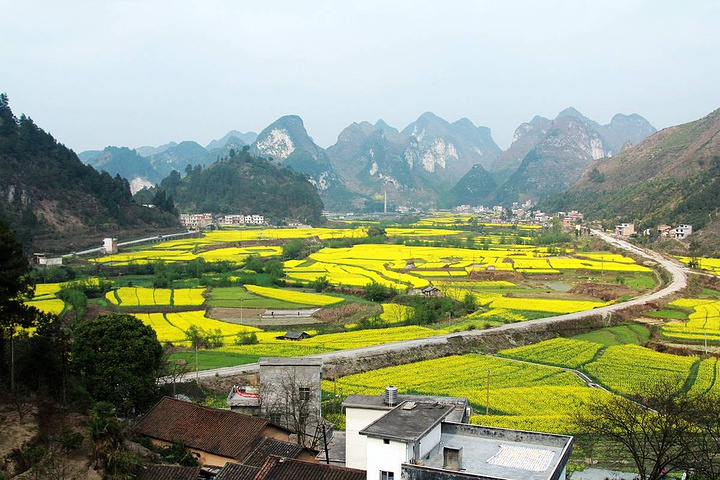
[[136, 451, 362, 480], [250, 455, 365, 480], [179, 213, 214, 229], [614, 223, 635, 236], [344, 388, 573, 480], [134, 397, 296, 467], [343, 388, 469, 470], [258, 357, 325, 448], [673, 224, 693, 239], [103, 237, 118, 254]]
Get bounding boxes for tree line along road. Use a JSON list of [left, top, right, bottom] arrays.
[[163, 230, 689, 383]]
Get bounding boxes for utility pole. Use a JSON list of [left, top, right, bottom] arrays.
[[485, 369, 490, 415]]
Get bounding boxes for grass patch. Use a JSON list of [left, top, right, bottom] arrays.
[[111, 275, 155, 287], [645, 309, 689, 320], [169, 350, 259, 371], [207, 287, 311, 309], [573, 323, 649, 347], [701, 288, 720, 298], [621, 274, 656, 291]]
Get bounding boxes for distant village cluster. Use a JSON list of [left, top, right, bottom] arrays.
[[179, 213, 266, 229], [615, 222, 693, 239], [453, 201, 585, 227]]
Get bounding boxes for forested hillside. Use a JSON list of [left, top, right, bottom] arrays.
[[159, 148, 325, 225], [0, 94, 178, 252], [544, 108, 720, 253]]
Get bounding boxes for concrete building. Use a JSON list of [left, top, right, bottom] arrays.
[[343, 389, 469, 471], [259, 357, 324, 447], [673, 224, 693, 239], [344, 389, 572, 480], [401, 423, 573, 480], [179, 213, 214, 229], [103, 237, 118, 254], [614, 223, 635, 236]]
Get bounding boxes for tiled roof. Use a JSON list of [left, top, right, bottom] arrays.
[[242, 438, 311, 467], [135, 397, 276, 460], [255, 456, 365, 480], [135, 465, 201, 480], [214, 463, 260, 480]]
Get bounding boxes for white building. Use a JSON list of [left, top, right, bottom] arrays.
[[179, 213, 213, 229], [103, 237, 118, 254], [614, 223, 635, 236], [344, 389, 469, 471], [344, 388, 573, 480], [673, 224, 693, 239]]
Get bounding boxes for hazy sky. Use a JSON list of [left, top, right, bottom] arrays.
[[2, 1, 718, 152]]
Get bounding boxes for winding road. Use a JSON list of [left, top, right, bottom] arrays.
[[165, 230, 689, 382]]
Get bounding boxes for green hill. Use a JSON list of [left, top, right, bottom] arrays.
[[545, 107, 720, 253], [159, 149, 325, 225], [0, 94, 179, 252]]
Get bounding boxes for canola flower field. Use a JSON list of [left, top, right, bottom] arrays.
[[243, 284, 343, 306], [323, 353, 595, 434], [284, 243, 650, 290], [105, 287, 206, 307], [329, 331, 720, 433], [661, 297, 720, 343], [678, 256, 720, 275]]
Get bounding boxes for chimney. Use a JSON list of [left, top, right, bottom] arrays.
[[443, 446, 462, 470]]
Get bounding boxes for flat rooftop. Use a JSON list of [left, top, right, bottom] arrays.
[[258, 357, 323, 366], [343, 394, 469, 423], [360, 402, 453, 442], [408, 423, 573, 480]]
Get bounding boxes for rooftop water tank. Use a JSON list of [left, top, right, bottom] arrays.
[[385, 386, 398, 406]]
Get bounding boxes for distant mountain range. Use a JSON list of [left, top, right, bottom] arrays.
[[79, 108, 657, 210], [80, 130, 258, 189], [488, 108, 656, 204]]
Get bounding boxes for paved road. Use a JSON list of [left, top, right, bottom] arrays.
[[63, 231, 197, 258], [165, 230, 688, 382]]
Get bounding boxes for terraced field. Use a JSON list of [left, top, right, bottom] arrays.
[[327, 323, 720, 434], [661, 297, 720, 343], [105, 287, 206, 307]]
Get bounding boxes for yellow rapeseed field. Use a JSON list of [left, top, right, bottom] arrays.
[[244, 284, 343, 306]]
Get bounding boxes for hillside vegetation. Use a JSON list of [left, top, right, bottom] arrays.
[[0, 94, 178, 252], [545, 108, 720, 252], [159, 148, 326, 225]]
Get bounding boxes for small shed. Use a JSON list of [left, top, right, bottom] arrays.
[[421, 286, 441, 297], [275, 331, 310, 341]]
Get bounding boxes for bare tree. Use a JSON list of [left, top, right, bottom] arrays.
[[573, 376, 719, 480], [260, 366, 321, 448]]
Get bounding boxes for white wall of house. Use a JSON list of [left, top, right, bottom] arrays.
[[365, 437, 408, 480], [345, 407, 388, 469], [417, 424, 441, 459]]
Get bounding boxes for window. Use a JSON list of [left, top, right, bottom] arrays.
[[380, 471, 394, 480], [299, 387, 311, 401], [383, 439, 390, 445]]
